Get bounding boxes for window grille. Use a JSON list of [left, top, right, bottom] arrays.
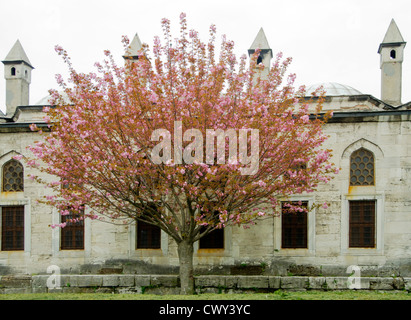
[[2, 160, 24, 192], [1, 206, 24, 251], [281, 201, 308, 249], [61, 209, 84, 250], [350, 148, 374, 186], [136, 203, 161, 249], [136, 221, 161, 249], [349, 200, 376, 248], [199, 227, 224, 249]]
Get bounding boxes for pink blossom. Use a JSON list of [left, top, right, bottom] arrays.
[[301, 115, 310, 123]]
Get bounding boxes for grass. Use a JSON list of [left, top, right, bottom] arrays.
[[0, 290, 410, 300]]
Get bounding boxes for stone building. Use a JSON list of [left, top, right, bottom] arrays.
[[0, 19, 410, 277]]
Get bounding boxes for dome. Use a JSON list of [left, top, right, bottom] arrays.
[[306, 82, 362, 96], [35, 91, 71, 105]]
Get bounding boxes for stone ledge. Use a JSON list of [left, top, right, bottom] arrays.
[[0, 275, 410, 294], [0, 275, 32, 289]]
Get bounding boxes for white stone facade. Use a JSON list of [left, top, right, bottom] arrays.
[[0, 20, 410, 277]]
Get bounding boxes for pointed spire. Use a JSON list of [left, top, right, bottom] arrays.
[[248, 27, 273, 64], [378, 19, 406, 53], [247, 28, 273, 80], [249, 28, 271, 51], [2, 39, 34, 69], [123, 33, 143, 60]]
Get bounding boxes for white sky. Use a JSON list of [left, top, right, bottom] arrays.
[[1, 0, 411, 114]]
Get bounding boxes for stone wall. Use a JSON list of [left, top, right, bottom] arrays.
[[1, 274, 410, 294], [1, 102, 411, 282]]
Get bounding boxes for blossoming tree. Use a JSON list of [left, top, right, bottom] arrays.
[[26, 14, 337, 294]]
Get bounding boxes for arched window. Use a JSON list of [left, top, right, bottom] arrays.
[[390, 49, 396, 59], [11, 67, 16, 76], [350, 148, 374, 186], [2, 159, 24, 192]]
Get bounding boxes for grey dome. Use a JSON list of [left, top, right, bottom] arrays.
[[306, 82, 362, 96], [35, 91, 71, 105]]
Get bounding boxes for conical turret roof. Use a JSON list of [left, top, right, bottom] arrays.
[[249, 28, 271, 50], [2, 39, 34, 68], [248, 27, 273, 60], [378, 19, 406, 53], [123, 33, 143, 59]]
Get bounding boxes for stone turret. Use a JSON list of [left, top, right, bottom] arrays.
[[248, 28, 273, 79], [123, 33, 143, 61], [378, 19, 406, 106], [2, 40, 34, 116]]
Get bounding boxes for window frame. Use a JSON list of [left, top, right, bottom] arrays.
[[341, 194, 384, 255], [199, 227, 225, 249], [274, 196, 315, 256], [348, 200, 376, 248], [350, 148, 375, 186], [1, 205, 25, 251], [60, 208, 85, 250], [281, 201, 309, 249], [2, 159, 24, 192], [135, 202, 162, 250], [136, 220, 161, 249], [341, 140, 384, 255]]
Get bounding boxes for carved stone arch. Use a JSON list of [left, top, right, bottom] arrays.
[[0, 150, 24, 165], [341, 138, 384, 160]]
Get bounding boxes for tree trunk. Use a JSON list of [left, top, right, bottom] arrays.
[[177, 239, 195, 295]]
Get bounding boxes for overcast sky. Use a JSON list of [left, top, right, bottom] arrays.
[[1, 0, 411, 114]]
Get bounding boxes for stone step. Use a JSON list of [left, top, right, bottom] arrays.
[[1, 274, 410, 294]]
